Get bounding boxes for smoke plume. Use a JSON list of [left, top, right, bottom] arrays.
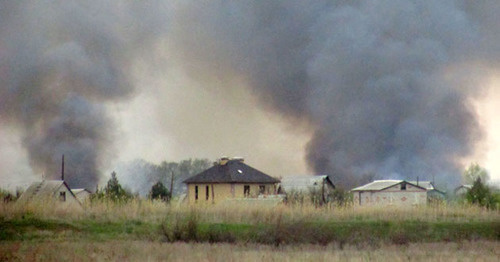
[[0, 1, 169, 189], [168, 1, 500, 187], [1, 1, 499, 189]]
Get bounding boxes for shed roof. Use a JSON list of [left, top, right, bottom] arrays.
[[408, 181, 434, 190], [17, 180, 77, 203], [71, 188, 91, 195], [279, 175, 334, 192], [183, 160, 280, 184], [351, 180, 427, 191]]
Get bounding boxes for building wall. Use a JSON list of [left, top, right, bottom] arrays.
[[353, 184, 427, 207], [187, 183, 277, 204], [74, 191, 91, 203], [54, 185, 81, 206]]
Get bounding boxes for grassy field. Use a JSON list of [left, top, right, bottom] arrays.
[[1, 241, 499, 261], [1, 200, 499, 261]]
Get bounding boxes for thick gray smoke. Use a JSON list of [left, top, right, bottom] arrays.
[[1, 1, 499, 189], [168, 1, 500, 187], [0, 1, 169, 189]]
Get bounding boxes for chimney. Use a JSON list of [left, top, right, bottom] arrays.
[[232, 157, 244, 163], [219, 156, 229, 165], [61, 154, 65, 181], [416, 176, 419, 186]]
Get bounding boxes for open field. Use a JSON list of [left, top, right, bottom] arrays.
[[1, 240, 499, 262], [1, 200, 499, 261]]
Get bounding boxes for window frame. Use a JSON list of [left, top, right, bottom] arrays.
[[244, 185, 250, 197], [59, 191, 66, 202], [195, 185, 199, 200]]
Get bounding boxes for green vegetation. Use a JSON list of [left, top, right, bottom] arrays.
[[463, 163, 490, 185], [1, 214, 498, 246], [149, 182, 170, 202], [466, 178, 499, 210], [1, 200, 499, 247], [92, 171, 133, 202]]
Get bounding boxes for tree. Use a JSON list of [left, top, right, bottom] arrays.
[[149, 181, 170, 202], [102, 171, 132, 202], [465, 177, 496, 209], [463, 163, 490, 185]]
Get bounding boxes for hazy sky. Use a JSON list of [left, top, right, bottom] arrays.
[[1, 1, 500, 190]]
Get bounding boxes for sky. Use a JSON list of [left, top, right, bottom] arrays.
[[1, 1, 500, 190]]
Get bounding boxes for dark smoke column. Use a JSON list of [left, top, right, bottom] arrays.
[[169, 1, 494, 187], [0, 1, 168, 189]]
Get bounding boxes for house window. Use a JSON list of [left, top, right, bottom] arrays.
[[401, 183, 406, 190], [195, 186, 199, 200], [259, 185, 266, 194], [206, 185, 209, 200], [59, 191, 66, 202], [244, 185, 250, 197]]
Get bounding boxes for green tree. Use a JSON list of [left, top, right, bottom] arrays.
[[100, 171, 132, 202], [466, 177, 496, 209], [463, 163, 490, 185], [149, 181, 170, 202]]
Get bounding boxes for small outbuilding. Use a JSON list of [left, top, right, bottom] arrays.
[[351, 180, 428, 207], [71, 188, 92, 203], [278, 175, 335, 203], [183, 157, 280, 204], [454, 184, 472, 196], [17, 180, 81, 207]]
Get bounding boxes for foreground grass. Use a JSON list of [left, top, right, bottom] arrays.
[[1, 215, 498, 246], [1, 240, 499, 261], [1, 200, 499, 246]]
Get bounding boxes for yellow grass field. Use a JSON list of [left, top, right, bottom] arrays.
[[1, 200, 499, 261]]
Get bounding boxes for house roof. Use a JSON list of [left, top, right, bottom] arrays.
[[17, 180, 78, 203], [279, 175, 334, 192], [408, 181, 434, 190], [351, 180, 427, 191], [71, 188, 91, 195], [183, 160, 280, 184]]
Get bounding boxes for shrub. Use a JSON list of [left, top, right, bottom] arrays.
[[149, 182, 170, 202], [91, 171, 133, 203]]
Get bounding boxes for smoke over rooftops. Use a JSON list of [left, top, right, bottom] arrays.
[[1, 1, 499, 189], [168, 1, 499, 187]]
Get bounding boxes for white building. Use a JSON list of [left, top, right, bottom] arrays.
[[17, 180, 81, 207], [71, 188, 92, 203], [278, 175, 335, 203], [351, 180, 428, 207]]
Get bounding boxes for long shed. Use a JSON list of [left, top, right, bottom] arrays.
[[351, 180, 428, 207]]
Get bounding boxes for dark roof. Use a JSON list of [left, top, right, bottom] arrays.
[[183, 160, 280, 184]]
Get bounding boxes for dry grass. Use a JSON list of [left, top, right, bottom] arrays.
[[2, 199, 499, 224], [1, 240, 498, 262], [1, 200, 499, 260]]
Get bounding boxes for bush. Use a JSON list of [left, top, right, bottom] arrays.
[[92, 171, 133, 203], [149, 182, 170, 202], [329, 188, 353, 207]]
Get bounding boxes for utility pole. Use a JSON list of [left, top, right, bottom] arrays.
[[170, 170, 175, 200], [61, 154, 65, 181]]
